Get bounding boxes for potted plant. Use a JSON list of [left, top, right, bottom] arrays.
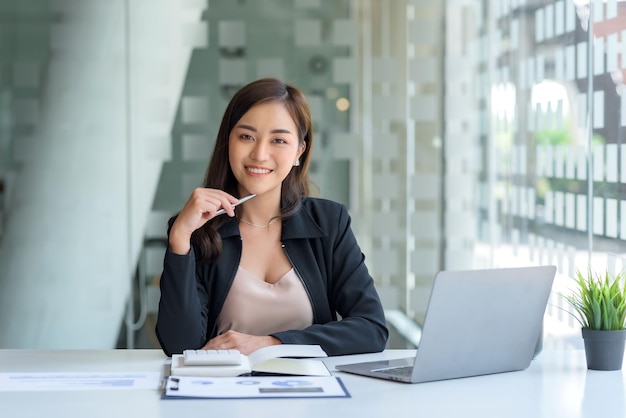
[[563, 268, 626, 370]]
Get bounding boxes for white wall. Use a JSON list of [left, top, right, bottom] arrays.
[[0, 0, 196, 348]]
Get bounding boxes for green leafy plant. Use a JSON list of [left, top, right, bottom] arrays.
[[564, 269, 626, 331]]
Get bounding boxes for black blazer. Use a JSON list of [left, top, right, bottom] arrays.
[[155, 197, 389, 356]]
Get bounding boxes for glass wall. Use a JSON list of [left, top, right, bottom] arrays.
[[445, 0, 626, 345]]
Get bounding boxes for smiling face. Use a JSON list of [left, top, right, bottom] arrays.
[[228, 100, 305, 199]]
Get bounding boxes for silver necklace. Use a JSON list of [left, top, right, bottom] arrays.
[[237, 216, 279, 228]]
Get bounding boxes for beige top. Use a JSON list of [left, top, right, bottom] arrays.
[[216, 266, 313, 336]]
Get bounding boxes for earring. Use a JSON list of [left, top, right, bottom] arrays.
[[294, 159, 300, 167]]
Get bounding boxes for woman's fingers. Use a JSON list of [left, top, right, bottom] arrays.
[[185, 189, 238, 221], [202, 331, 281, 355], [171, 189, 239, 237]]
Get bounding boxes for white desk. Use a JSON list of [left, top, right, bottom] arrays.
[[0, 348, 624, 418]]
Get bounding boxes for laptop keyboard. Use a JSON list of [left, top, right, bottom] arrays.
[[374, 365, 413, 377]]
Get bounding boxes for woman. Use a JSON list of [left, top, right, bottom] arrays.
[[156, 78, 388, 357]]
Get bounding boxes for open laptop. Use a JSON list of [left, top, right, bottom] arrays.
[[336, 265, 556, 383]]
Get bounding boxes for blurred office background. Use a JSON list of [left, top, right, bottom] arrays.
[[0, 0, 623, 349]]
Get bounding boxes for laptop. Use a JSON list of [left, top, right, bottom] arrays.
[[335, 265, 556, 383]]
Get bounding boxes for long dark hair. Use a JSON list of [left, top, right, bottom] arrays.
[[192, 78, 314, 262]]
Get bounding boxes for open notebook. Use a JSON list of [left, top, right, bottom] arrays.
[[170, 344, 330, 377]]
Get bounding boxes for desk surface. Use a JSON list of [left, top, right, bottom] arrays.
[[0, 348, 624, 418]]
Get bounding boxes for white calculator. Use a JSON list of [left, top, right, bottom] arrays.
[[182, 349, 243, 366]]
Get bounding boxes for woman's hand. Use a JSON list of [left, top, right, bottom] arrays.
[[202, 330, 281, 355], [169, 188, 239, 254]]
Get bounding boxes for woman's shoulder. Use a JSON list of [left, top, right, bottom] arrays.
[[300, 196, 348, 215], [298, 197, 351, 231]]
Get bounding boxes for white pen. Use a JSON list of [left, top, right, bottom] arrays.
[[214, 194, 256, 216]]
